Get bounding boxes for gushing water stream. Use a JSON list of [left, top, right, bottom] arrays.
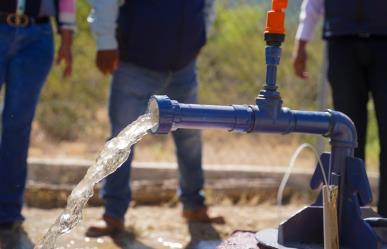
[[34, 113, 156, 249]]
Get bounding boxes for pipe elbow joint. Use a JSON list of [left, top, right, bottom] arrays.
[[327, 110, 358, 149]]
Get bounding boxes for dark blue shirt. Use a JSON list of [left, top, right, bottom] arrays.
[[324, 0, 387, 38], [116, 0, 207, 72]]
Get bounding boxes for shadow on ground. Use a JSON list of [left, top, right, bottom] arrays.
[[186, 221, 222, 249], [0, 228, 34, 249], [112, 230, 155, 249]]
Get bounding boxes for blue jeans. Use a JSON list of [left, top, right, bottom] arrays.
[[0, 23, 54, 223], [102, 61, 205, 220]]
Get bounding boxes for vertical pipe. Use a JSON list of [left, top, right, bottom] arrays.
[[329, 145, 354, 244], [263, 46, 282, 92], [265, 64, 278, 91], [315, 43, 329, 155]]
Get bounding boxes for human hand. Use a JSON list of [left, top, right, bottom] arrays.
[[293, 40, 308, 80], [96, 49, 119, 75], [56, 29, 73, 78]]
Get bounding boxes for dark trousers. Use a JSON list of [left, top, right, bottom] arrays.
[[327, 38, 387, 217]]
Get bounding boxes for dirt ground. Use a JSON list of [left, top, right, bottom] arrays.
[[0, 204, 303, 249]]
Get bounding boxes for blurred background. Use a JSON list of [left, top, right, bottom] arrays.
[[29, 0, 379, 171]]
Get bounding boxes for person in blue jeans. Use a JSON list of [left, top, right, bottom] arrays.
[[86, 0, 222, 237], [0, 0, 75, 229]]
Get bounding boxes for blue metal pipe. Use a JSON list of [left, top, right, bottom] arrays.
[[144, 4, 378, 246], [148, 95, 355, 149], [148, 38, 358, 246], [148, 94, 361, 247], [264, 46, 281, 91], [148, 95, 255, 133]]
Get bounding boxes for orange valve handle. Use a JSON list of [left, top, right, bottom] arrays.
[[264, 0, 288, 35]]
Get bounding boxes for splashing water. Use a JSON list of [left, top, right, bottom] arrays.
[[34, 113, 156, 249]]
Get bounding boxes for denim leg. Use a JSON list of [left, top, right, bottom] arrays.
[[102, 62, 166, 220], [164, 61, 205, 210], [0, 24, 54, 223], [0, 25, 9, 222], [172, 129, 204, 210], [0, 25, 10, 85], [368, 40, 387, 217]]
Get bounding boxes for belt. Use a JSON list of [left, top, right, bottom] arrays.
[[0, 12, 50, 27]]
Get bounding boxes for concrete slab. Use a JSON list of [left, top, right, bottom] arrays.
[[27, 158, 316, 185], [25, 158, 380, 208]]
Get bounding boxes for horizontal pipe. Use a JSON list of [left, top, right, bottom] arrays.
[[148, 95, 254, 133], [291, 110, 332, 136], [148, 95, 357, 148], [171, 103, 254, 131]]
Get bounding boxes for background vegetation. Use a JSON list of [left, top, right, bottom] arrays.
[[34, 0, 380, 168]]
